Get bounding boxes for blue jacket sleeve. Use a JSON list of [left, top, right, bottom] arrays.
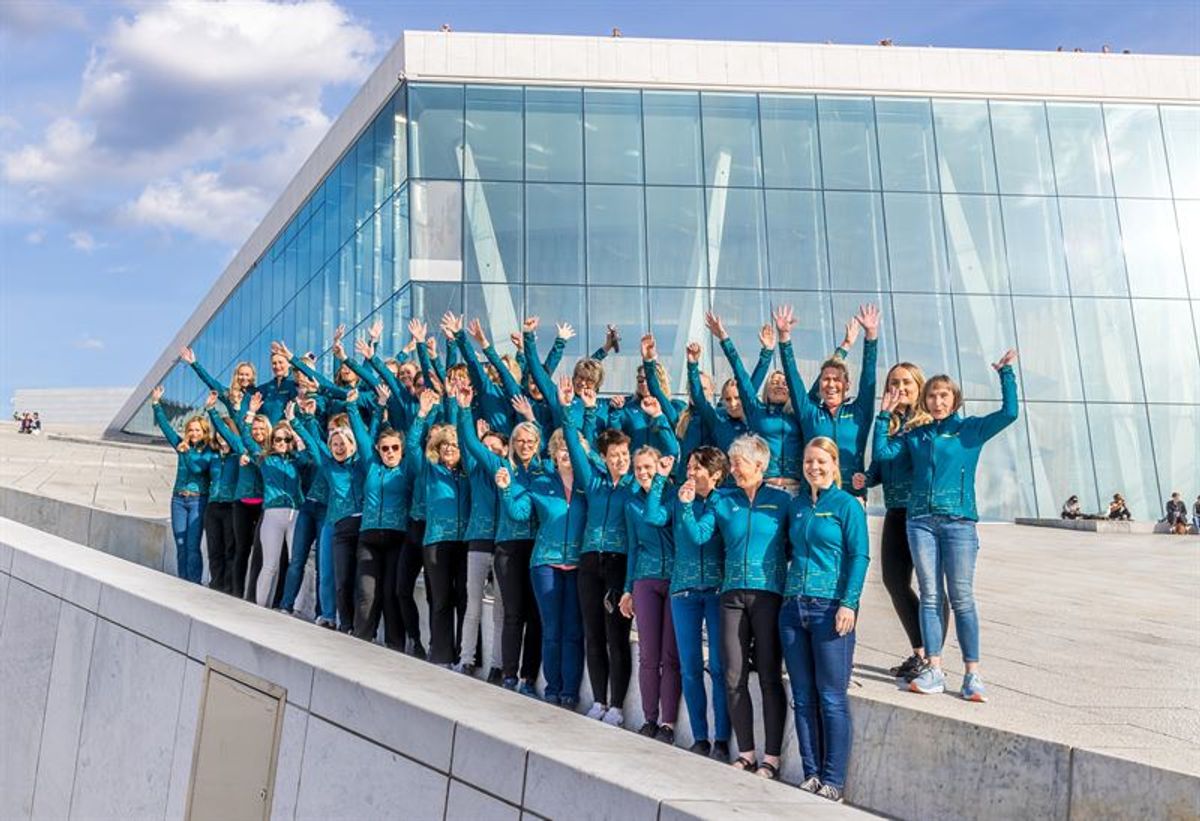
[[749, 346, 775, 393], [341, 355, 380, 393], [524, 330, 564, 428], [293, 414, 328, 468], [499, 483, 532, 523], [152, 403, 182, 448], [687, 361, 720, 433], [562, 414, 598, 491], [851, 339, 879, 418], [543, 336, 566, 376], [189, 360, 240, 416], [974, 365, 1019, 442], [644, 359, 679, 428], [650, 415, 680, 458], [719, 338, 760, 420], [457, 407, 503, 476], [679, 494, 717, 544], [347, 401, 377, 466], [207, 409, 245, 455], [480, 344, 524, 401], [872, 414, 905, 462], [623, 502, 640, 594], [779, 340, 817, 418], [643, 474, 671, 527]]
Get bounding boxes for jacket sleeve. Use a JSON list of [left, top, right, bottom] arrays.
[[543, 336, 567, 376], [524, 330, 564, 428], [650, 415, 681, 458], [152, 403, 182, 448], [341, 355, 380, 392], [974, 365, 1019, 442], [498, 483, 532, 523], [562, 413, 598, 491], [480, 344, 524, 401], [679, 494, 718, 545], [347, 401, 377, 467], [872, 413, 905, 462], [687, 361, 720, 432], [623, 502, 640, 594], [189, 359, 239, 416], [644, 359, 679, 428], [719, 337, 760, 421], [207, 409, 245, 455], [779, 339, 817, 419], [643, 474, 671, 527], [457, 407, 502, 476], [749, 345, 775, 393], [837, 497, 871, 610], [292, 414, 328, 467]]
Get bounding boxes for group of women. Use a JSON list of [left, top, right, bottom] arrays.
[[151, 303, 1018, 802]]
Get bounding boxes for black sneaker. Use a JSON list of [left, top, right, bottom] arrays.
[[654, 724, 675, 745], [409, 641, 427, 661], [486, 667, 504, 685], [689, 740, 711, 756], [711, 740, 730, 762], [638, 721, 659, 738], [889, 654, 923, 681]]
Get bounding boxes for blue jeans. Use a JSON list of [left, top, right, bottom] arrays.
[[671, 589, 729, 743], [907, 514, 980, 662], [282, 502, 324, 611], [530, 565, 583, 703], [779, 596, 854, 788], [316, 520, 337, 621], [170, 494, 207, 584]]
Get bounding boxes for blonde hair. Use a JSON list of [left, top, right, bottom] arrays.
[[573, 358, 605, 389], [885, 362, 933, 434], [675, 406, 693, 439], [182, 414, 214, 449], [249, 414, 273, 445], [805, 436, 842, 488], [425, 423, 458, 464], [230, 361, 257, 393], [633, 445, 662, 463], [763, 370, 793, 413], [271, 420, 298, 452], [921, 375, 964, 418], [638, 361, 671, 394], [509, 421, 542, 466], [546, 427, 584, 461], [327, 425, 357, 457]]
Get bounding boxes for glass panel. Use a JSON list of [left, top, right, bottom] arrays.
[[525, 87, 583, 183], [392, 90, 408, 186], [952, 294, 1017, 399], [818, 96, 879, 191], [408, 281, 463, 328], [776, 290, 836, 382], [587, 184, 646, 286], [1087, 404, 1159, 522], [408, 84, 464, 179], [1011, 297, 1082, 400], [1133, 300, 1200, 404], [824, 191, 887, 291], [765, 189, 828, 291], [933, 99, 997, 194], [944, 194, 1009, 293], [884, 192, 949, 292], [643, 91, 702, 185], [701, 93, 762, 188], [372, 109, 392, 209], [584, 89, 643, 184], [649, 287, 712, 392], [1147, 406, 1200, 515], [1046, 103, 1114, 196], [393, 185, 409, 289], [1072, 298, 1144, 402], [526, 183, 584, 285], [588, 286, 649, 393], [990, 101, 1055, 195], [1104, 104, 1171, 198], [1176, 200, 1200, 296], [525, 285, 586, 368], [759, 94, 820, 189], [830, 292, 896, 393], [464, 85, 523, 181], [1002, 196, 1068, 295], [709, 289, 771, 386], [892, 293, 959, 380], [1060, 198, 1128, 297], [1160, 106, 1200, 198], [464, 181, 522, 286], [706, 187, 767, 290], [875, 97, 937, 192], [464, 282, 523, 351], [1027, 403, 1098, 517], [970, 400, 1035, 521], [1118, 199, 1187, 298], [646, 187, 708, 289], [408, 181, 462, 282]]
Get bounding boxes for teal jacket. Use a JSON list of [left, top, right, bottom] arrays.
[[153, 404, 214, 495], [356, 407, 412, 532], [457, 408, 549, 542], [454, 331, 517, 435], [413, 427, 471, 546], [189, 359, 298, 424], [785, 485, 870, 608], [679, 484, 791, 595], [227, 412, 264, 500], [293, 412, 366, 524], [564, 413, 633, 555], [456, 409, 500, 541], [644, 480, 724, 595], [524, 330, 617, 442], [499, 470, 588, 567], [623, 476, 676, 592], [864, 412, 915, 510], [289, 356, 375, 423], [206, 411, 245, 503], [243, 427, 311, 510], [872, 366, 1019, 521], [720, 338, 802, 479]]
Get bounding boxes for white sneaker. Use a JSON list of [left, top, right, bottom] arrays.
[[601, 706, 624, 727], [585, 701, 608, 720]]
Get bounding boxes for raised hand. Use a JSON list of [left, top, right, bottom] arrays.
[[608, 394, 626, 410], [880, 385, 901, 414], [467, 318, 489, 347], [178, 347, 196, 365], [375, 383, 391, 407], [248, 392, 264, 415], [332, 339, 347, 362], [992, 348, 1019, 371], [856, 303, 881, 341], [579, 386, 598, 409], [204, 390, 218, 410], [851, 472, 867, 491], [426, 336, 438, 358], [522, 316, 540, 333], [841, 314, 861, 349], [151, 385, 165, 404], [418, 389, 439, 416], [704, 311, 728, 341], [657, 454, 675, 477], [494, 466, 512, 489], [345, 388, 359, 405], [686, 342, 702, 364], [274, 340, 294, 360], [509, 332, 524, 352], [368, 317, 383, 342], [556, 322, 576, 341], [354, 337, 375, 359], [557, 374, 575, 408], [772, 304, 796, 343], [440, 311, 463, 339], [678, 478, 697, 504], [407, 318, 428, 343], [758, 323, 776, 350], [510, 395, 536, 423], [333, 323, 346, 343], [604, 324, 621, 353], [456, 384, 474, 409], [640, 333, 656, 361], [284, 401, 296, 422], [641, 396, 663, 418]]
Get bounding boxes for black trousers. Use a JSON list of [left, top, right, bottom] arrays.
[[399, 519, 433, 647], [353, 528, 405, 649], [203, 501, 236, 593], [332, 516, 362, 632], [494, 539, 542, 681], [423, 540, 468, 664], [577, 551, 633, 708], [720, 589, 786, 758], [880, 507, 947, 651], [231, 500, 262, 599]]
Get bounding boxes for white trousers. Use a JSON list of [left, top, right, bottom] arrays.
[[256, 508, 297, 607]]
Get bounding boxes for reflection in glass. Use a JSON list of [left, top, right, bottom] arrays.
[[933, 100, 997, 194], [990, 101, 1055, 195], [884, 192, 949, 292], [1147, 406, 1200, 510], [824, 191, 887, 292], [584, 89, 643, 184], [464, 282, 523, 354], [970, 399, 1035, 521], [587, 185, 646, 287], [875, 98, 937, 192], [892, 293, 959, 380], [765, 190, 827, 291], [701, 93, 763, 187], [1086, 404, 1160, 522], [952, 294, 1016, 399], [526, 184, 584, 285], [1046, 103, 1113, 196], [1071, 298, 1144, 402], [408, 84, 464, 179], [1002, 197, 1068, 295], [1175, 200, 1200, 296], [944, 194, 1009, 293], [409, 281, 463, 328], [643, 91, 702, 185], [706, 187, 767, 289], [1118, 199, 1187, 298], [464, 85, 523, 181], [464, 182, 522, 285], [1011, 297, 1082, 401], [1059, 198, 1127, 297], [1104, 104, 1171, 198], [409, 181, 462, 282], [818, 96, 879, 191], [1132, 300, 1200, 404], [759, 95, 820, 188], [646, 187, 707, 289], [526, 285, 586, 365], [1160, 106, 1200, 198], [589, 286, 649, 392], [710, 289, 770, 387], [776, 290, 836, 381], [525, 87, 583, 182], [1026, 403, 1097, 516]]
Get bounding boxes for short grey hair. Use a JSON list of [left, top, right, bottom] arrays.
[[728, 434, 770, 471]]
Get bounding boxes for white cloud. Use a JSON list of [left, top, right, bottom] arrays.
[[0, 1, 88, 35], [74, 336, 104, 350], [25, 229, 45, 245], [69, 230, 98, 252], [126, 170, 271, 242]]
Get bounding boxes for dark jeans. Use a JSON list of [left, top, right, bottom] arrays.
[[202, 501, 236, 593], [531, 565, 584, 703], [632, 578, 680, 725], [671, 588, 729, 743], [332, 516, 362, 632], [170, 494, 206, 584], [353, 528, 405, 649], [494, 540, 542, 681], [424, 541, 468, 664], [398, 520, 432, 647], [231, 500, 262, 598], [281, 502, 324, 612], [779, 596, 855, 789], [577, 551, 633, 708], [720, 589, 786, 758]]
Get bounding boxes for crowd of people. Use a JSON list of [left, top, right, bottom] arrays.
[[13, 411, 42, 434], [1061, 492, 1199, 534], [151, 305, 1019, 801]]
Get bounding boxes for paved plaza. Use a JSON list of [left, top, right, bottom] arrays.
[[1, 423, 1196, 777]]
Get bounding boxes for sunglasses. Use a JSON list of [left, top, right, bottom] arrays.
[[273, 436, 293, 443], [379, 444, 401, 453], [438, 442, 459, 449]]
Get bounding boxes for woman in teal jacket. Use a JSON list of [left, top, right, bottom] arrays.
[[781, 437, 870, 802], [496, 427, 588, 708], [203, 393, 243, 594], [678, 434, 790, 778], [873, 350, 1019, 702], [181, 345, 297, 424], [151, 386, 215, 585]]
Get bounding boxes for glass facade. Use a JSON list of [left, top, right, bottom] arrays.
[[129, 82, 1200, 522]]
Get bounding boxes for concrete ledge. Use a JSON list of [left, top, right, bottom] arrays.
[[1014, 517, 1182, 535]]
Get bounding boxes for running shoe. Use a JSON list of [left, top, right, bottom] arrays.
[[654, 724, 675, 745], [517, 680, 539, 698], [601, 707, 624, 727], [688, 740, 711, 756], [638, 721, 659, 737], [961, 672, 989, 703], [889, 654, 924, 681], [501, 676, 519, 691], [711, 740, 730, 761], [816, 784, 843, 803], [908, 665, 946, 695], [486, 667, 503, 686], [799, 776, 822, 793], [452, 662, 475, 676], [585, 702, 608, 720]]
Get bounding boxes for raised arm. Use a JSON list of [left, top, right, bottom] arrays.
[[773, 305, 815, 414], [560, 381, 598, 491], [405, 390, 438, 469], [495, 467, 532, 522], [749, 323, 776, 393], [346, 389, 377, 467], [976, 352, 1020, 441], [524, 319, 565, 426], [150, 387, 182, 448], [709, 312, 759, 416], [851, 305, 880, 411], [640, 334, 679, 428], [677, 481, 718, 544], [873, 388, 907, 463], [642, 467, 672, 528], [685, 345, 721, 432], [206, 402, 245, 456]]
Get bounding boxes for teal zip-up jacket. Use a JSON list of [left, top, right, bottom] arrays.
[[480, 343, 557, 444], [524, 330, 615, 440], [785, 484, 870, 608], [872, 366, 1019, 521], [863, 412, 915, 510], [354, 406, 411, 532], [679, 483, 791, 595], [623, 475, 676, 593], [242, 423, 311, 509], [189, 359, 298, 424], [413, 436, 471, 546], [644, 478, 724, 595], [563, 412, 632, 554], [293, 411, 366, 524], [293, 414, 330, 510], [456, 408, 499, 541], [289, 356, 374, 423], [720, 338, 802, 479], [153, 403, 214, 495], [455, 331, 516, 435], [458, 408, 546, 542], [225, 412, 264, 500], [206, 411, 245, 503], [782, 338, 878, 496], [499, 469, 588, 567]]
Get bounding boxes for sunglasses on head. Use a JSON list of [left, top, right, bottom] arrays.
[[378, 443, 401, 453]]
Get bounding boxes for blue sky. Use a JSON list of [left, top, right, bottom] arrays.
[[1, 0, 1196, 409]]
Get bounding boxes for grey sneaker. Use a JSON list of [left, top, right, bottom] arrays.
[[585, 701, 608, 720], [799, 776, 822, 793], [961, 672, 989, 702], [601, 706, 624, 727], [908, 665, 946, 694], [816, 784, 843, 802]]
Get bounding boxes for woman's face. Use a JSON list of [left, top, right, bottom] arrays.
[[634, 368, 650, 399], [803, 445, 837, 490], [184, 421, 205, 444], [483, 433, 506, 457], [438, 437, 461, 469], [632, 452, 656, 490], [926, 384, 957, 420], [887, 367, 920, 407], [721, 382, 743, 420], [765, 371, 789, 405], [338, 363, 357, 385], [397, 362, 417, 388], [270, 354, 289, 379], [819, 366, 849, 407], [603, 443, 630, 480], [687, 457, 721, 497], [511, 429, 539, 465], [573, 373, 598, 395], [271, 428, 294, 455], [552, 444, 572, 472], [235, 365, 255, 389], [730, 453, 765, 491], [376, 435, 403, 468], [250, 418, 270, 444], [329, 432, 350, 462]]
